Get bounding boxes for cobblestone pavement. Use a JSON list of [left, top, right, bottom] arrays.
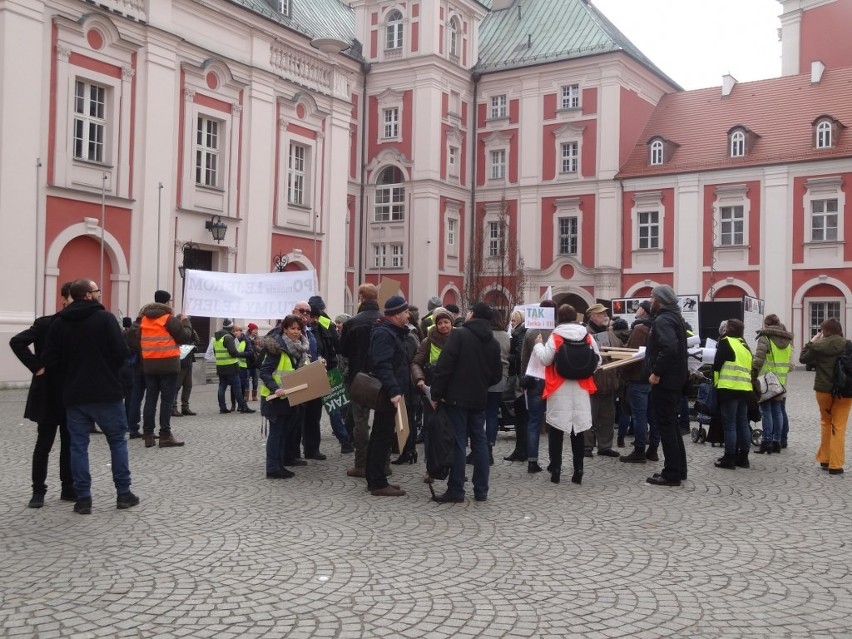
[[0, 371, 851, 638]]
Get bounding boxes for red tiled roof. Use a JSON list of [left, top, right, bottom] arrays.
[[617, 67, 852, 178]]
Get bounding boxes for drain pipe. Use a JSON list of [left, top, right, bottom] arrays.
[[469, 72, 481, 307], [356, 61, 371, 297]]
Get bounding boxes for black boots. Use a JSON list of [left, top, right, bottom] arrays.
[[754, 441, 772, 455], [620, 446, 646, 463]]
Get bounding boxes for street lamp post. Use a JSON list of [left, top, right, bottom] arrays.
[[179, 241, 200, 300]]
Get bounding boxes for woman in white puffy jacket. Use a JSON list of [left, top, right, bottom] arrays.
[[533, 304, 601, 485]]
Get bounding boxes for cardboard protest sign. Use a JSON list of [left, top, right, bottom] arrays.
[[322, 367, 350, 413]]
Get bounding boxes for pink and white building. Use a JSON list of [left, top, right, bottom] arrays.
[[0, 0, 850, 381]]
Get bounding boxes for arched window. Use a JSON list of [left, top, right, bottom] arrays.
[[730, 130, 745, 157], [386, 10, 403, 50], [448, 17, 460, 58], [816, 120, 833, 149], [375, 166, 405, 222], [649, 139, 664, 165]]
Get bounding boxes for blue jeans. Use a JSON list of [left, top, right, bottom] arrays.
[[628, 382, 659, 448], [761, 398, 784, 443], [143, 373, 178, 435], [218, 373, 247, 411], [66, 402, 131, 499], [780, 398, 789, 445], [526, 379, 546, 461], [446, 405, 489, 498], [485, 391, 501, 447], [719, 395, 750, 457], [327, 407, 351, 445]]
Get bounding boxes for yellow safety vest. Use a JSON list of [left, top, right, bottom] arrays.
[[213, 336, 238, 367], [237, 339, 247, 368], [759, 341, 792, 386], [429, 343, 442, 365], [715, 337, 753, 391], [317, 315, 331, 330], [259, 351, 295, 400]]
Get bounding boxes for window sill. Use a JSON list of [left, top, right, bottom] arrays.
[[195, 184, 225, 193], [487, 177, 507, 185], [73, 158, 114, 169], [632, 247, 663, 254], [805, 239, 844, 246], [557, 252, 578, 258], [287, 202, 312, 211], [372, 219, 405, 225], [556, 106, 582, 114], [486, 115, 509, 124]]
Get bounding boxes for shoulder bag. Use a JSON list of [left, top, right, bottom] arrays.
[[349, 371, 387, 410]]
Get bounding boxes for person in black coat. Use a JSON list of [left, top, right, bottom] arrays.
[[643, 285, 689, 486], [42, 279, 137, 514], [364, 295, 412, 496], [430, 303, 502, 503], [504, 310, 528, 462], [9, 282, 76, 508], [339, 283, 383, 476]]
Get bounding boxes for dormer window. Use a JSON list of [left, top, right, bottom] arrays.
[[816, 119, 833, 149], [278, 0, 290, 16], [386, 10, 403, 50], [730, 130, 745, 157], [649, 138, 664, 165]]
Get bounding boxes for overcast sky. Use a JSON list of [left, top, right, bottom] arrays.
[[591, 0, 783, 90]]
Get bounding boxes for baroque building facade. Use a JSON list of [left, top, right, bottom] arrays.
[[0, 0, 850, 381]]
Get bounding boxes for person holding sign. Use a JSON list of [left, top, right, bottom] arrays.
[[532, 304, 600, 485], [519, 300, 557, 473], [365, 296, 413, 497], [259, 314, 309, 479]]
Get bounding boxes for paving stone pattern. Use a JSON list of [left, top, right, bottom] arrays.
[[0, 372, 850, 638]]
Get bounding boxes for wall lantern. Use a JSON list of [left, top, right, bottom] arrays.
[[205, 216, 227, 243]]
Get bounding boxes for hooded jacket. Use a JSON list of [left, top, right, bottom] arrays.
[[42, 300, 129, 407], [410, 324, 454, 385], [800, 334, 847, 393], [751, 325, 793, 375], [622, 317, 653, 382], [430, 318, 502, 410], [532, 322, 600, 435], [643, 302, 689, 391], [130, 303, 193, 375]]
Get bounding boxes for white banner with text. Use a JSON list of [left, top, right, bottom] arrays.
[[183, 269, 317, 319]]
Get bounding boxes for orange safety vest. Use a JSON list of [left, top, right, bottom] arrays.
[[140, 315, 179, 359]]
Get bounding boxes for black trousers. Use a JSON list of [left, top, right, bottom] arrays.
[[32, 420, 73, 493], [302, 398, 323, 456], [547, 427, 585, 474], [651, 386, 688, 481], [510, 395, 529, 458], [366, 408, 395, 490]]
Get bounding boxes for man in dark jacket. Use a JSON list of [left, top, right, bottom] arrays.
[[213, 319, 254, 414], [340, 283, 383, 477], [585, 303, 622, 459], [42, 279, 138, 514], [620, 301, 659, 463], [365, 295, 412, 496], [130, 290, 193, 448], [644, 285, 689, 486], [9, 281, 76, 507], [430, 302, 502, 502]]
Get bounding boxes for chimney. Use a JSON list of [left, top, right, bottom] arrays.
[[811, 60, 826, 84], [722, 74, 737, 97]]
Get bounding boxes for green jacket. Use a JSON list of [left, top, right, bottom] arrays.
[[799, 334, 847, 393]]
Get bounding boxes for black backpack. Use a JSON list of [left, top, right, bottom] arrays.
[[832, 340, 852, 398], [554, 334, 598, 380], [425, 404, 455, 483]]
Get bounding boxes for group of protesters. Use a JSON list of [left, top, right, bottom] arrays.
[[11, 276, 849, 513]]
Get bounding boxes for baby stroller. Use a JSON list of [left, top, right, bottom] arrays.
[[691, 377, 762, 447]]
